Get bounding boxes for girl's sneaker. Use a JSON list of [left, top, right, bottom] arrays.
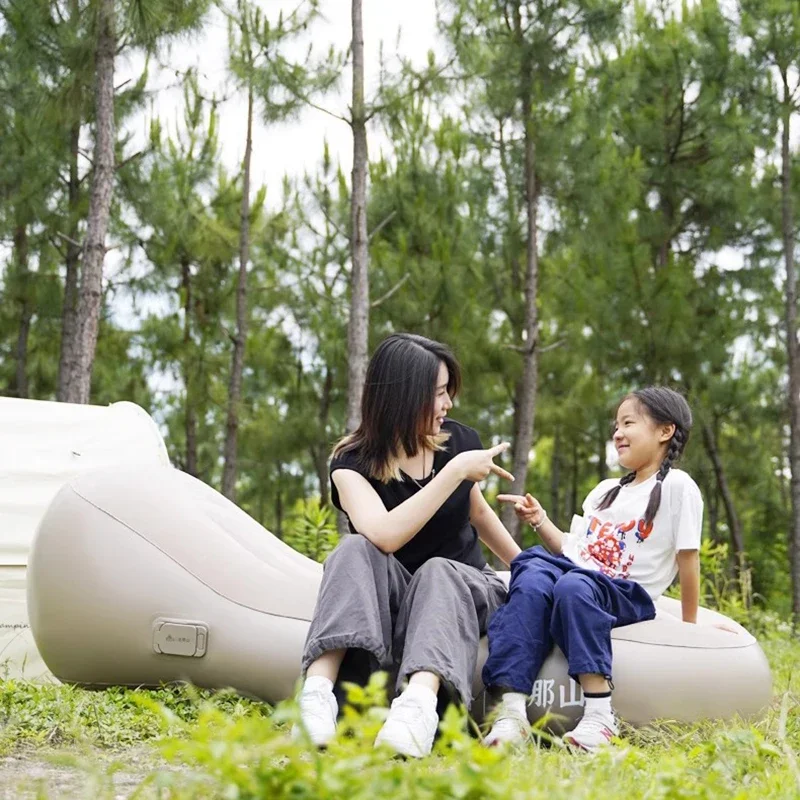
[[482, 703, 530, 747], [291, 683, 338, 747], [563, 708, 618, 752]]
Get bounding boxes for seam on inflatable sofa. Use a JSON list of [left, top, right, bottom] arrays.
[[69, 484, 314, 624], [612, 637, 752, 650]]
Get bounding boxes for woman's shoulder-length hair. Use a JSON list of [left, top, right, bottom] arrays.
[[331, 333, 461, 483]]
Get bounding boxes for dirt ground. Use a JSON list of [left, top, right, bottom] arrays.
[[0, 748, 177, 799]]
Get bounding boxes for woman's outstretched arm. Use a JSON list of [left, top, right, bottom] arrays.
[[469, 484, 521, 567]]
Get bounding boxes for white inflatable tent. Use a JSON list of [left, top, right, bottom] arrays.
[[0, 397, 169, 679]]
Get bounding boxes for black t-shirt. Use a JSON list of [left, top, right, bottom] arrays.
[[329, 419, 486, 574]]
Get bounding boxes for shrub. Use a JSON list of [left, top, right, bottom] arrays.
[[282, 498, 339, 563]]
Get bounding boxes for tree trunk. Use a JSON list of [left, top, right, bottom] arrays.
[[222, 85, 254, 501], [550, 427, 561, 528], [500, 4, 539, 544], [11, 224, 31, 399], [275, 463, 284, 539], [62, 0, 115, 404], [780, 72, 800, 623], [707, 478, 720, 544], [338, 0, 369, 536], [311, 367, 333, 507], [597, 420, 608, 482], [569, 439, 579, 520], [346, 0, 369, 434], [58, 120, 82, 401], [701, 420, 745, 564], [780, 449, 790, 516], [181, 258, 198, 477]]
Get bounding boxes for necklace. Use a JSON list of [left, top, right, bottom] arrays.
[[409, 449, 436, 490]]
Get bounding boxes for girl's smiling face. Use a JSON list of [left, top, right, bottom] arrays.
[[613, 397, 675, 476]]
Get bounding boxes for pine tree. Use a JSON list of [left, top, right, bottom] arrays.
[[58, 0, 212, 403], [219, 0, 338, 500], [441, 0, 623, 540], [739, 0, 800, 620]]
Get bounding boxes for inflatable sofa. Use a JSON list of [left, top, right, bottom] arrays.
[[0, 397, 169, 679], [27, 465, 772, 732]]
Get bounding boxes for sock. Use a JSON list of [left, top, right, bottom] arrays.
[[583, 692, 612, 716], [303, 675, 334, 695], [501, 692, 528, 719], [401, 682, 438, 711]]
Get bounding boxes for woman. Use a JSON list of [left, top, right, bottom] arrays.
[[293, 333, 521, 757]]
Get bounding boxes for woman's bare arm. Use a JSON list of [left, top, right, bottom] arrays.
[[333, 443, 513, 554], [469, 484, 521, 567]]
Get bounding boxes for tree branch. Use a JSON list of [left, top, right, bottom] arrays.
[[371, 273, 410, 308], [501, 337, 565, 356], [56, 231, 83, 250], [48, 236, 67, 259], [304, 97, 349, 124], [540, 339, 565, 354], [368, 210, 396, 242], [317, 198, 347, 240], [116, 149, 146, 172], [366, 55, 458, 122]]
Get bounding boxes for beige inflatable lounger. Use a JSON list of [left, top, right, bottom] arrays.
[[27, 466, 772, 733]]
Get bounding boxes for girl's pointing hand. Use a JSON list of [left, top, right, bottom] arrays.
[[497, 492, 546, 528]]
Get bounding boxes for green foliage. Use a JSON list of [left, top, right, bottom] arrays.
[[667, 538, 755, 623], [0, 638, 799, 797], [0, 680, 266, 754], [282, 497, 339, 562], [225, 0, 342, 125], [699, 539, 753, 620], [23, 635, 796, 799], [1, 0, 799, 629]]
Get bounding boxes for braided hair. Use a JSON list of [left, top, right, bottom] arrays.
[[596, 387, 693, 526]]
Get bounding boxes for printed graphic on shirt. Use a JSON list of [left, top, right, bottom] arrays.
[[576, 514, 653, 579], [563, 470, 703, 599]]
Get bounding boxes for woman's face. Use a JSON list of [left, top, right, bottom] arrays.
[[431, 362, 453, 435]]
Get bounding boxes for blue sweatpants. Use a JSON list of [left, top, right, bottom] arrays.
[[482, 546, 656, 694]]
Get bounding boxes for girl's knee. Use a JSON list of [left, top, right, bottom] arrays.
[[552, 571, 595, 602], [509, 571, 555, 605]]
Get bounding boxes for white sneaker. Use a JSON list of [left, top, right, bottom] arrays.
[[482, 704, 530, 747], [291, 685, 338, 747], [563, 707, 618, 752], [374, 691, 439, 758]]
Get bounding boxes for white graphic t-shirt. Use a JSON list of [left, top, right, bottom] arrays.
[[561, 468, 703, 599]]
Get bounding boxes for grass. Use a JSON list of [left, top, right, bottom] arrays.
[[0, 624, 797, 799]]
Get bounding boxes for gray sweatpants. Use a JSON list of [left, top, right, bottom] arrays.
[[301, 534, 507, 709]]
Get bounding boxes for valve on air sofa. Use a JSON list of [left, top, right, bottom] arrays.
[[153, 618, 208, 657]]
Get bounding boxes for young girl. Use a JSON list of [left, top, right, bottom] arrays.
[[294, 333, 521, 757], [482, 387, 702, 752]]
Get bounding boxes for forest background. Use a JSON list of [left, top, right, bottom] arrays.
[[3, 0, 800, 624]]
